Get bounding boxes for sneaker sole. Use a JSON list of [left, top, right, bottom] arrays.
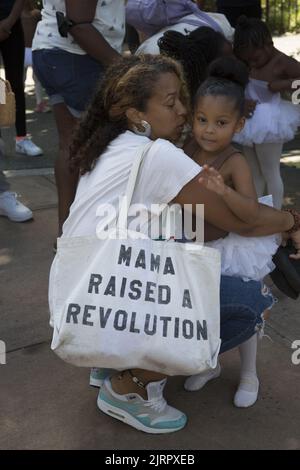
[[0, 212, 33, 222], [16, 151, 43, 157], [97, 396, 186, 434]]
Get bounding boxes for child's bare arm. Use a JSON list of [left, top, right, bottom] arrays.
[[269, 55, 300, 93], [199, 154, 260, 224]]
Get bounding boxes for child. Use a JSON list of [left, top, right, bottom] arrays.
[[232, 16, 300, 209], [183, 56, 278, 407]]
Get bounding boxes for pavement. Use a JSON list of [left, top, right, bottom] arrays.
[[1, 35, 300, 450]]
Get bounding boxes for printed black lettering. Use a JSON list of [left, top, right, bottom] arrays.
[[174, 317, 180, 338], [182, 319, 194, 339], [135, 249, 146, 269], [197, 320, 208, 340], [163, 257, 175, 275], [114, 310, 128, 331], [66, 303, 81, 324], [83, 305, 95, 326], [144, 314, 157, 335], [158, 285, 171, 304], [150, 253, 160, 272], [118, 245, 132, 266], [88, 274, 102, 294], [128, 280, 142, 300], [120, 277, 127, 298], [160, 316, 172, 337], [182, 289, 192, 309], [99, 307, 112, 328], [104, 276, 116, 296], [129, 312, 140, 333], [145, 281, 156, 302]]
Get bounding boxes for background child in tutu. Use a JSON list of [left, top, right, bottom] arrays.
[[233, 16, 300, 209]]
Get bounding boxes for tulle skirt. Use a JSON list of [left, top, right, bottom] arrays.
[[233, 100, 300, 147], [206, 196, 281, 282]]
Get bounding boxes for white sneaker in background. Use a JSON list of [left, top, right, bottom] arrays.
[[15, 137, 43, 156], [0, 192, 33, 222]]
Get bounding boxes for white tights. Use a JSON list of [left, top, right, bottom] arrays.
[[243, 143, 284, 209], [184, 333, 259, 407]]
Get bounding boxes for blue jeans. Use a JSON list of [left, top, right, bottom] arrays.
[[219, 276, 274, 354], [33, 48, 104, 116]]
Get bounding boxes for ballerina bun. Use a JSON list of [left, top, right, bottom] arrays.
[[207, 56, 249, 89], [236, 15, 251, 28]]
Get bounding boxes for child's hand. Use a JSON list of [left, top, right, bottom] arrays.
[[198, 165, 227, 196]]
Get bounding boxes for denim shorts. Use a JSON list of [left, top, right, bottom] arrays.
[[219, 276, 275, 354], [32, 48, 104, 117]]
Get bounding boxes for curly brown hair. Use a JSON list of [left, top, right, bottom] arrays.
[[69, 54, 189, 175]]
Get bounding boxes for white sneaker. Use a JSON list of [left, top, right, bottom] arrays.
[[0, 192, 33, 222], [16, 137, 43, 156], [89, 368, 115, 388], [184, 362, 221, 391]]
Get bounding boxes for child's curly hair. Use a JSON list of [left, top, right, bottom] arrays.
[[70, 54, 189, 175]]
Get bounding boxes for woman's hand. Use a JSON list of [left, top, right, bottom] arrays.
[[0, 20, 11, 41], [198, 165, 227, 197], [244, 99, 257, 119]]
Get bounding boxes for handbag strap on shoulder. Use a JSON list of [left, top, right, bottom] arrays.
[[117, 140, 154, 230]]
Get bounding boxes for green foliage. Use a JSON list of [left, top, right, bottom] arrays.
[[263, 1, 300, 34], [201, 0, 300, 33]]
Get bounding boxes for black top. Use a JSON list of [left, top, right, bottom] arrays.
[[0, 0, 15, 20]]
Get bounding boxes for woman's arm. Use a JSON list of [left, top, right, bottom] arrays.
[[173, 171, 295, 238], [65, 0, 121, 66], [0, 0, 25, 38]]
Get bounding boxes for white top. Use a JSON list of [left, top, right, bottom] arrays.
[[32, 0, 126, 54], [62, 131, 201, 238], [136, 13, 234, 55]]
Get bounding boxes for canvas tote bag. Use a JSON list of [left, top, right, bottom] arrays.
[[49, 142, 222, 376]]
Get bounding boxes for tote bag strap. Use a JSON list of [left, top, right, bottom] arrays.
[[118, 140, 154, 231]]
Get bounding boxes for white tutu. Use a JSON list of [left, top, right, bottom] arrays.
[[206, 196, 280, 282], [233, 78, 300, 146]]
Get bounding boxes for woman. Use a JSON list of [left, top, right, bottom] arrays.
[[58, 55, 300, 434], [32, 0, 126, 236]]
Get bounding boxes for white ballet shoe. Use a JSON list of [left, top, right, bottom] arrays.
[[184, 362, 221, 392], [234, 375, 259, 408]]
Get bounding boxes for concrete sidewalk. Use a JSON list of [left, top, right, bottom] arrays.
[[0, 166, 300, 450]]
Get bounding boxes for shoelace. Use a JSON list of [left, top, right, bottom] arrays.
[[145, 396, 167, 413]]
